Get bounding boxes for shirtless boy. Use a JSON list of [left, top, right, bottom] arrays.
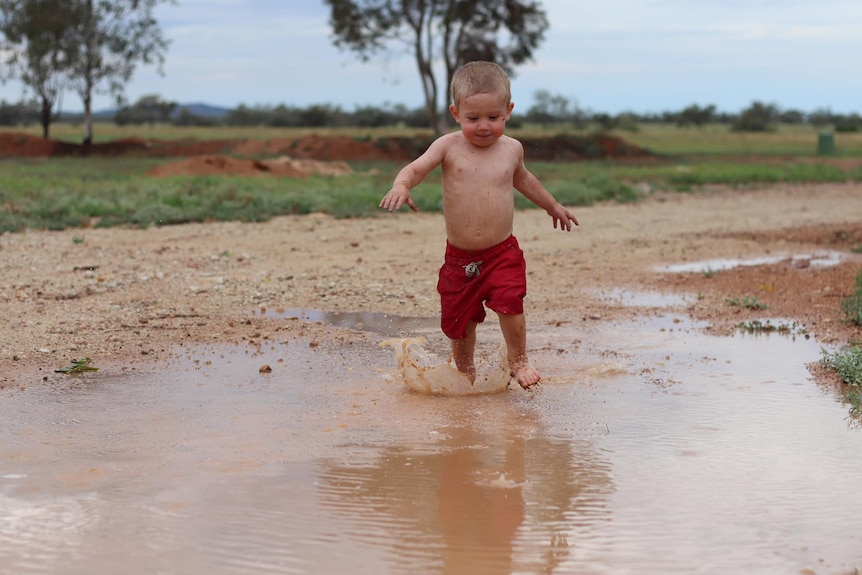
[[379, 61, 578, 389]]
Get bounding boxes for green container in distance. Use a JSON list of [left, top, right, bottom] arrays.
[[817, 132, 835, 155]]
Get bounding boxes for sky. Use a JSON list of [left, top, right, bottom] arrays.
[[3, 0, 861, 115]]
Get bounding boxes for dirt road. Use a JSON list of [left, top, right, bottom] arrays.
[[2, 183, 861, 388]]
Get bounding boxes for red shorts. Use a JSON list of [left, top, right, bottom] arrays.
[[437, 235, 527, 340]]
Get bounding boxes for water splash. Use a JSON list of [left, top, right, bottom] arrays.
[[379, 337, 512, 396]]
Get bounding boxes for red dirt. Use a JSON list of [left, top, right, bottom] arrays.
[[0, 131, 652, 163], [1, 131, 653, 177]]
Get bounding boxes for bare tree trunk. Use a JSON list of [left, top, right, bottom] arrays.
[[39, 97, 51, 139], [418, 59, 439, 135], [81, 0, 94, 150], [407, 2, 441, 135], [83, 90, 92, 148]]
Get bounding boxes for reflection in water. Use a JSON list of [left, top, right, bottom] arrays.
[[654, 251, 844, 273], [317, 406, 614, 575], [3, 316, 862, 574]]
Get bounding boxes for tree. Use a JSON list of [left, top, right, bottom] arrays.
[[66, 0, 172, 146], [675, 103, 716, 128], [732, 101, 778, 132], [324, 0, 548, 134], [0, 0, 79, 138], [525, 89, 568, 124], [114, 93, 175, 126], [0, 98, 39, 125], [808, 107, 833, 128]]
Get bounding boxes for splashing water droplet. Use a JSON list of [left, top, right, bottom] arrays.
[[379, 337, 511, 396]]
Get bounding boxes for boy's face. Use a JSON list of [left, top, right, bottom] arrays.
[[449, 92, 514, 148]]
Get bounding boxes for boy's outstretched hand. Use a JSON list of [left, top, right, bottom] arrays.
[[380, 186, 419, 213], [548, 204, 579, 231]]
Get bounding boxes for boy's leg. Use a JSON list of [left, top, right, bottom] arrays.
[[450, 321, 478, 382], [496, 312, 541, 389]]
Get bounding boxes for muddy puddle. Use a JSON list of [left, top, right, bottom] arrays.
[[2, 298, 862, 574]]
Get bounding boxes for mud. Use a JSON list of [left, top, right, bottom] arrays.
[[2, 312, 861, 574], [1, 137, 862, 573], [0, 131, 652, 162]]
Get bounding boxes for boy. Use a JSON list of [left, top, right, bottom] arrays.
[[380, 61, 578, 389]]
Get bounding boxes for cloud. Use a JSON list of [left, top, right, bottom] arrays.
[[3, 0, 861, 114]]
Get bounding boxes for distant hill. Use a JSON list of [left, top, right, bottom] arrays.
[[173, 103, 230, 119], [63, 102, 232, 121]]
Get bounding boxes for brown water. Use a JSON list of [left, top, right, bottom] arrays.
[[2, 305, 862, 575]]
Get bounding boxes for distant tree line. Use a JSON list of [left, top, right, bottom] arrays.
[[1, 93, 860, 133], [0, 0, 171, 141]]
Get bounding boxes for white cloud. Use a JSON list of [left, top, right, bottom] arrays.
[[3, 0, 861, 114]]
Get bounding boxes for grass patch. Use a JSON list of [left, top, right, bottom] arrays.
[[823, 346, 862, 385], [609, 123, 862, 156], [2, 123, 862, 232], [820, 344, 862, 426], [737, 319, 806, 335], [664, 162, 854, 189], [727, 296, 769, 310], [0, 157, 641, 232], [841, 269, 862, 326]]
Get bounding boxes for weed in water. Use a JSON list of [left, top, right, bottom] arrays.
[[55, 357, 99, 373], [840, 269, 862, 326], [820, 345, 862, 427], [820, 346, 862, 386], [727, 296, 769, 310], [738, 319, 807, 336], [702, 266, 716, 278], [845, 386, 862, 427]]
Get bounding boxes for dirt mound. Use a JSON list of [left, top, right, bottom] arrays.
[[0, 132, 80, 156], [145, 155, 352, 178], [0, 131, 654, 162]]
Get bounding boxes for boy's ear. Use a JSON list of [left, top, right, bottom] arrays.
[[506, 101, 514, 119], [449, 104, 460, 123]]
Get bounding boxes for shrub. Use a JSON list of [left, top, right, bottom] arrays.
[[841, 269, 862, 325], [732, 101, 778, 132], [820, 346, 862, 386]]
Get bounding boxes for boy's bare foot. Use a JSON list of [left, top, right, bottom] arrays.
[[451, 356, 476, 383], [509, 356, 540, 390]]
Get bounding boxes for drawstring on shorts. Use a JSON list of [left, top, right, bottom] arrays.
[[462, 261, 483, 278]]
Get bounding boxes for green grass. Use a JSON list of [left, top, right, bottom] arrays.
[[2, 123, 861, 232], [820, 345, 862, 426], [737, 319, 806, 335], [0, 156, 645, 232], [727, 296, 769, 310], [1, 123, 438, 144], [821, 346, 862, 386], [0, 160, 399, 231], [821, 264, 862, 424], [841, 269, 862, 326], [818, 269, 862, 426], [10, 122, 862, 156], [609, 123, 862, 156]]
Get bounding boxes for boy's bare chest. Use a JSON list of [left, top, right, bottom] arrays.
[[444, 147, 516, 185]]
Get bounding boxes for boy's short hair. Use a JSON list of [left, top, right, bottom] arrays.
[[450, 61, 511, 107]]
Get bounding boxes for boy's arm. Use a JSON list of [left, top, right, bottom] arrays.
[[380, 136, 450, 212], [513, 144, 579, 231]]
